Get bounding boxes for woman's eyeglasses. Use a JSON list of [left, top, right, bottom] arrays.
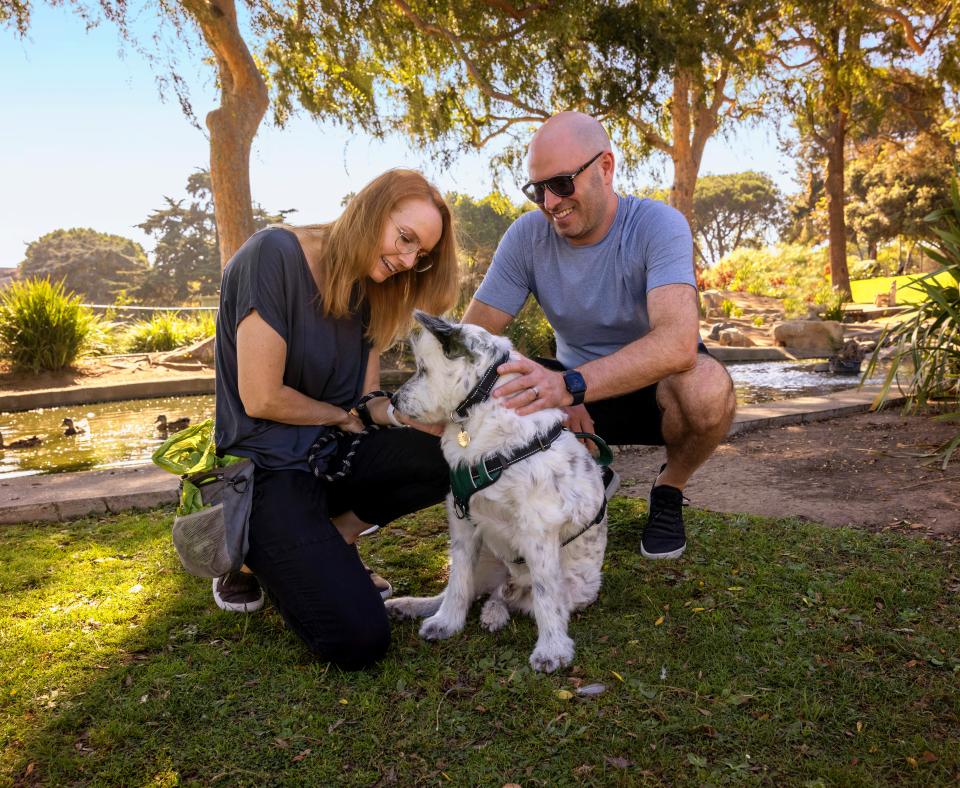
[[394, 224, 434, 273], [521, 151, 605, 205]]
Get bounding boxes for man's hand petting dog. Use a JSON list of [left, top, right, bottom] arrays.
[[493, 355, 569, 414], [493, 355, 597, 439]]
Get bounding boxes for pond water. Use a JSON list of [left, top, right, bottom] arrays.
[[725, 359, 884, 405], [0, 395, 215, 479], [0, 360, 884, 479]]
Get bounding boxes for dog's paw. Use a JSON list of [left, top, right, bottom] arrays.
[[479, 598, 510, 632], [529, 635, 575, 673], [384, 596, 420, 620], [419, 614, 462, 641]]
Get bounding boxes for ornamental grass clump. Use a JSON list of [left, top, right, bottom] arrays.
[[0, 277, 100, 373], [865, 174, 960, 466], [124, 311, 215, 353]]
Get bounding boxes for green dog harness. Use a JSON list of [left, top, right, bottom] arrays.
[[449, 424, 613, 520]]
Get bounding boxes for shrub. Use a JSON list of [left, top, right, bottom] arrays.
[[124, 311, 216, 353], [865, 174, 960, 466], [753, 315, 765, 327], [0, 277, 101, 372], [702, 243, 833, 304], [506, 299, 556, 358]]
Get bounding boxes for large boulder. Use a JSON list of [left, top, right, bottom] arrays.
[[707, 321, 737, 341], [773, 320, 844, 353], [719, 328, 755, 347], [700, 290, 726, 318]]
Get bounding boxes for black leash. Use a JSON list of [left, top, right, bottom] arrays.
[[308, 390, 394, 482]]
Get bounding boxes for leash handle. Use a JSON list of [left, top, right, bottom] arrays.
[[573, 432, 613, 467], [351, 390, 395, 428]]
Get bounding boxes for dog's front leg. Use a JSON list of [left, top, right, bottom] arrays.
[[523, 533, 575, 673], [419, 512, 479, 641]]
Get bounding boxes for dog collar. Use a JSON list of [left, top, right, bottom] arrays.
[[452, 351, 512, 421]]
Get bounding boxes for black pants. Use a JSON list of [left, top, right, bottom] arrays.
[[537, 344, 713, 446], [243, 428, 448, 670]]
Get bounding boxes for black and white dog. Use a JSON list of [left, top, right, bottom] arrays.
[[387, 312, 608, 672]]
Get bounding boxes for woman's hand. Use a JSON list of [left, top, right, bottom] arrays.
[[368, 396, 444, 436], [335, 408, 365, 434]]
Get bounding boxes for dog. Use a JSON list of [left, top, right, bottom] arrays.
[[386, 312, 608, 673]]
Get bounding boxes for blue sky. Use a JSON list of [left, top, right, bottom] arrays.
[[1, 4, 796, 270]]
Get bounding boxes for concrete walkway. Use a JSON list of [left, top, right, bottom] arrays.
[[0, 384, 903, 526]]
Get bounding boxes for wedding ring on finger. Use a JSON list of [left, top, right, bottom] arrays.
[[531, 386, 539, 400]]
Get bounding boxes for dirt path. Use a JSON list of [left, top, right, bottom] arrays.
[[613, 410, 960, 543]]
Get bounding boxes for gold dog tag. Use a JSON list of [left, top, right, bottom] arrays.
[[457, 428, 470, 448]]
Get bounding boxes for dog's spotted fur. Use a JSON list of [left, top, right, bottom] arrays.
[[387, 312, 608, 672]]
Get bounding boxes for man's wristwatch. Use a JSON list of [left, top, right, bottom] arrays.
[[562, 370, 587, 406]]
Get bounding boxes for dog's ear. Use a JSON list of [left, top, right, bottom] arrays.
[[414, 311, 472, 360]]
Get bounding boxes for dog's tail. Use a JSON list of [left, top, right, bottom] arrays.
[[384, 592, 444, 620]]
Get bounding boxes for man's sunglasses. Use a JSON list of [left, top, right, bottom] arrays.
[[520, 151, 605, 205]]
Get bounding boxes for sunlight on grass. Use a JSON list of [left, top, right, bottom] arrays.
[[1, 502, 958, 784]]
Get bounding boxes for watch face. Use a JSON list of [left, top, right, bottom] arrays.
[[564, 370, 586, 404]]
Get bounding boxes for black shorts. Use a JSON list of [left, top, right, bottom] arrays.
[[537, 344, 713, 447]]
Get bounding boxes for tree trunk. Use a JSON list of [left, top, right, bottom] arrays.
[[183, 0, 270, 270], [824, 109, 852, 298], [669, 71, 697, 221], [668, 68, 721, 277]]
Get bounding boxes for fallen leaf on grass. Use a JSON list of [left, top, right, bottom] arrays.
[[292, 748, 311, 763], [696, 708, 712, 717], [611, 671, 624, 682], [556, 689, 573, 701], [654, 615, 665, 626], [922, 751, 938, 763], [604, 756, 633, 769], [328, 719, 345, 734], [906, 756, 918, 768]]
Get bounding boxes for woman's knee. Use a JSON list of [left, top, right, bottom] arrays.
[[306, 612, 391, 671]]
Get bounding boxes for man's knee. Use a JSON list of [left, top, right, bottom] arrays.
[[660, 355, 735, 434]]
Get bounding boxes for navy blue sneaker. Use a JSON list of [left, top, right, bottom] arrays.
[[641, 466, 687, 560]]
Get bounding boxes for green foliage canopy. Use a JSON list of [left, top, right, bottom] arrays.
[[690, 172, 786, 267], [266, 0, 773, 213], [19, 228, 149, 304], [137, 170, 294, 302]]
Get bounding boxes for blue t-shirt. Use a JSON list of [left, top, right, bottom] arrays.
[[474, 195, 696, 368], [214, 227, 370, 472]]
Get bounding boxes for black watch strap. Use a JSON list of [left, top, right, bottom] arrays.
[[563, 370, 587, 406]]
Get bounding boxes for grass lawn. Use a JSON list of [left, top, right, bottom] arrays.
[[1, 499, 958, 786]]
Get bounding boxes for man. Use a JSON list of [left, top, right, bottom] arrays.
[[462, 111, 736, 559]]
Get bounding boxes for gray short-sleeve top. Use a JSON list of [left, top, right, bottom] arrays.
[[214, 227, 370, 471], [474, 195, 696, 369]]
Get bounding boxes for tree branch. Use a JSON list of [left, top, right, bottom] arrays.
[[868, 3, 951, 55], [391, 0, 547, 117]]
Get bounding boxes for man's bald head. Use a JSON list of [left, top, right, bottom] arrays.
[[528, 112, 611, 162], [524, 112, 618, 246]]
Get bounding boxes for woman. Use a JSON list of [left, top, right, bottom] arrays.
[[213, 169, 458, 669]]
